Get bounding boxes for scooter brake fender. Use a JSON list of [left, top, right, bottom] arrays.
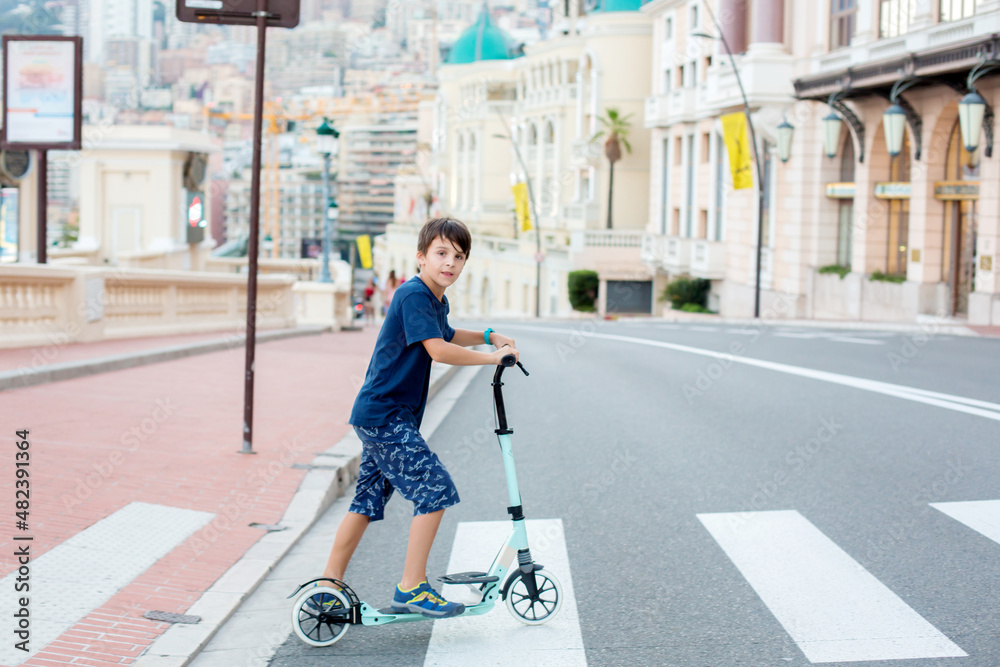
[[499, 564, 545, 601]]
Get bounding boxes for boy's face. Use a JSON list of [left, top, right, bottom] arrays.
[[417, 236, 466, 293]]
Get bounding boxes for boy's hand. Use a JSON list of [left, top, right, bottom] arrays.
[[491, 344, 518, 366], [490, 333, 515, 350]]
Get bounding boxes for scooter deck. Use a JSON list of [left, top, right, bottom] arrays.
[[360, 599, 496, 626]]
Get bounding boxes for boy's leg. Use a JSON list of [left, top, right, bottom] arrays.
[[400, 509, 444, 590], [322, 511, 370, 581]]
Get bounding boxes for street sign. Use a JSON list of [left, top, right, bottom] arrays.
[[534, 252, 545, 263], [176, 0, 300, 28]]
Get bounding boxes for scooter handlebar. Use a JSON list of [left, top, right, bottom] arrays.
[[500, 354, 529, 376]]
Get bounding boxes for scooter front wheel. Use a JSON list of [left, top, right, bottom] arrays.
[[505, 570, 563, 625], [290, 584, 351, 647]]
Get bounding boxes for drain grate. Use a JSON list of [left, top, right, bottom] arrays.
[[144, 611, 201, 624], [249, 522, 286, 532]]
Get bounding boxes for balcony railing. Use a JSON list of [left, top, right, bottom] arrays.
[[690, 240, 726, 280], [561, 202, 599, 225], [664, 236, 692, 273], [644, 88, 697, 128]]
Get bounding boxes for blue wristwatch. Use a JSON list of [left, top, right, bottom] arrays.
[[484, 328, 494, 345]]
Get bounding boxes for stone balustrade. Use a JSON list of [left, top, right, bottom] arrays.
[[0, 263, 352, 350]]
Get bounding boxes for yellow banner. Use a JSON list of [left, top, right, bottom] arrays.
[[512, 182, 532, 232], [356, 234, 373, 269], [721, 112, 754, 190]]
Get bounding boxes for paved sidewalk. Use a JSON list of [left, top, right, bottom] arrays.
[[0, 329, 386, 667]]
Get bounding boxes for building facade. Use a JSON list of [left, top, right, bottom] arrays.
[[382, 1, 654, 318], [642, 0, 1000, 325]]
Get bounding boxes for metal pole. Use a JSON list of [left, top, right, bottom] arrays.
[[320, 151, 332, 283], [503, 121, 542, 319], [703, 3, 767, 318], [36, 150, 47, 263], [240, 0, 269, 454]]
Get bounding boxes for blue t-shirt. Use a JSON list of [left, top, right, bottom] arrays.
[[349, 276, 455, 428]]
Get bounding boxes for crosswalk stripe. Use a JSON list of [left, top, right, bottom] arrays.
[[0, 502, 214, 665], [424, 519, 585, 666], [698, 510, 966, 663], [931, 500, 1000, 546]]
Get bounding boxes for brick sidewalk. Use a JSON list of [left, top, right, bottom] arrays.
[[1, 329, 378, 667]]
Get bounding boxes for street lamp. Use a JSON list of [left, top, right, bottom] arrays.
[[692, 11, 768, 318], [823, 110, 843, 158], [315, 118, 340, 284], [494, 114, 542, 318], [882, 102, 907, 158], [958, 90, 987, 154], [776, 118, 794, 163]]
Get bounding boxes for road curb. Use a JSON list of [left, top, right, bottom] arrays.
[[0, 325, 332, 392], [135, 363, 460, 666]]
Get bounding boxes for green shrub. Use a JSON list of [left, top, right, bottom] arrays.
[[869, 270, 906, 283], [660, 275, 710, 310], [680, 303, 713, 313], [818, 264, 850, 279], [568, 270, 599, 312]]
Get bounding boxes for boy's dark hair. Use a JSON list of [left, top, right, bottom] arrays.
[[418, 217, 471, 257]]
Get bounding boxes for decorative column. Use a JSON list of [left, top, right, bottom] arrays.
[[750, 0, 784, 49], [718, 0, 747, 55]]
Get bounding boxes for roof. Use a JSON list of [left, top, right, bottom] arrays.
[[446, 3, 517, 65]]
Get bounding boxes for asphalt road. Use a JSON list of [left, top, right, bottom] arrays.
[[271, 320, 1000, 666]]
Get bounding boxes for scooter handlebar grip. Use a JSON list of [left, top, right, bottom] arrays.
[[500, 354, 517, 367]]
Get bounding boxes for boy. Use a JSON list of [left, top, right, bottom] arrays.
[[322, 217, 519, 618]]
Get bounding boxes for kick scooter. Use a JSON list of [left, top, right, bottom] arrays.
[[287, 354, 563, 647]]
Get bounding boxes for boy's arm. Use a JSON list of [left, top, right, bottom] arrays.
[[422, 337, 516, 366], [450, 328, 516, 349]]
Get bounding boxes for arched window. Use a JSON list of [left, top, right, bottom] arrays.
[[544, 121, 555, 144], [529, 124, 539, 146], [942, 119, 979, 314]]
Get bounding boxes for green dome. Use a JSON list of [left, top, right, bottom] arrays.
[[446, 4, 516, 64], [591, 0, 644, 11]]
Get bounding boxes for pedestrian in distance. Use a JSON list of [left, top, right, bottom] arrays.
[[363, 278, 376, 325], [382, 269, 400, 317], [321, 216, 519, 618]]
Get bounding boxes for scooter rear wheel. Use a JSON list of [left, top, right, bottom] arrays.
[[290, 584, 351, 647], [505, 570, 563, 625]]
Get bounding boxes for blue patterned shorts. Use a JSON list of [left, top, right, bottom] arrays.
[[350, 418, 460, 522]]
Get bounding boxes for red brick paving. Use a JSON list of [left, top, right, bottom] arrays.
[[0, 330, 253, 373], [1, 329, 377, 667]]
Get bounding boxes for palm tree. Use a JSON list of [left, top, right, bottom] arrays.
[[591, 108, 633, 230]]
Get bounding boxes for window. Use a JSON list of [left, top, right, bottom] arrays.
[[831, 0, 856, 49], [879, 0, 916, 38], [665, 17, 673, 39], [701, 132, 710, 163], [690, 4, 698, 30], [941, 0, 976, 21], [663, 68, 672, 94], [675, 136, 683, 165]]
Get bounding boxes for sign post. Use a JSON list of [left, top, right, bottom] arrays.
[[1, 35, 83, 264], [177, 0, 299, 455]]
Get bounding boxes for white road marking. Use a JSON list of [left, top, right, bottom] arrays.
[[689, 326, 719, 332], [828, 336, 885, 345], [504, 325, 1000, 422], [774, 331, 821, 339], [931, 500, 1000, 546], [424, 519, 585, 666], [698, 510, 966, 663], [0, 502, 214, 665]]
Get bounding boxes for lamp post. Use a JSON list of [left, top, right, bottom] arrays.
[[494, 114, 542, 318], [316, 118, 339, 283], [693, 2, 772, 318]]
